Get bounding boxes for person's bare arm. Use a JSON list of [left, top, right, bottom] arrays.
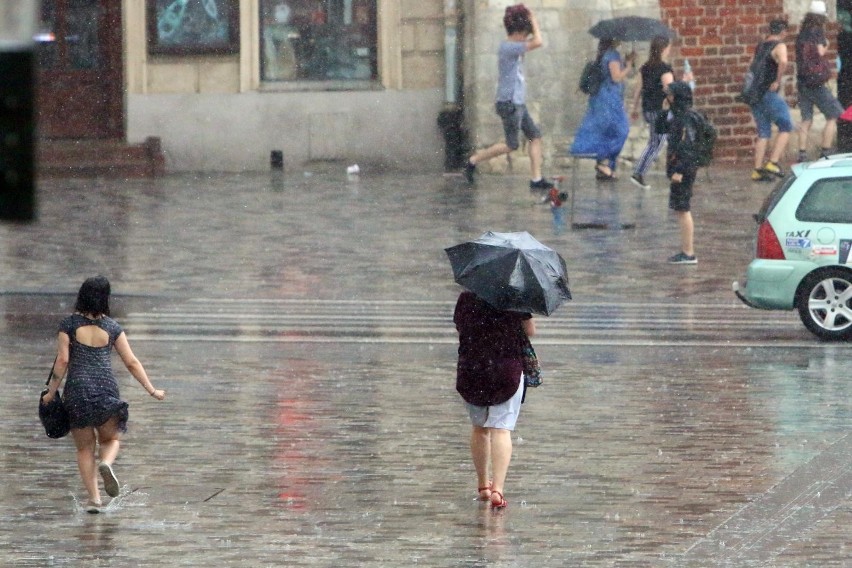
[[771, 42, 788, 91], [115, 332, 166, 400], [631, 73, 643, 119], [609, 51, 635, 83], [41, 332, 70, 404], [522, 318, 536, 337], [525, 12, 543, 51]]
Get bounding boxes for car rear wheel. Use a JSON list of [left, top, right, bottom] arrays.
[[796, 268, 852, 340]]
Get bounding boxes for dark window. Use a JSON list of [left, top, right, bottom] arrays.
[[756, 174, 796, 224], [67, 0, 101, 69], [796, 177, 852, 223], [260, 0, 377, 82]]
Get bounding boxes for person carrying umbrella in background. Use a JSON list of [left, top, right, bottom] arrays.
[[570, 38, 636, 180], [571, 16, 676, 181], [463, 4, 556, 192], [446, 232, 571, 509]]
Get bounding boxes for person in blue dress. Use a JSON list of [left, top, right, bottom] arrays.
[[42, 276, 166, 513], [571, 39, 635, 180]]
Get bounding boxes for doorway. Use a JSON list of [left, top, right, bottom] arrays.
[[36, 0, 123, 139]]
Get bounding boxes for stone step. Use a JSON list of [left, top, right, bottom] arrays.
[[36, 136, 165, 178]]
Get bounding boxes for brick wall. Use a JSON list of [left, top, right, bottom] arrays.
[[660, 0, 787, 160]]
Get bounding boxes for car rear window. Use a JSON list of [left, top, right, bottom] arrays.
[[796, 177, 852, 223], [755, 175, 796, 223]]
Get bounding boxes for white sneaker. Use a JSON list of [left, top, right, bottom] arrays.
[[630, 173, 651, 190], [99, 463, 120, 498]]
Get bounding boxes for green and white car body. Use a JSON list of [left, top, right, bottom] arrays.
[[734, 155, 852, 340]]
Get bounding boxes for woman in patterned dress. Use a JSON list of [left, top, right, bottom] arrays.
[[41, 276, 165, 513]]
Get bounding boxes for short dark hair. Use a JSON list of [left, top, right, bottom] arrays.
[[75, 276, 111, 317], [769, 19, 788, 35], [503, 4, 532, 35]]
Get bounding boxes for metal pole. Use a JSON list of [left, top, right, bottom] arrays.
[[444, 0, 458, 104]]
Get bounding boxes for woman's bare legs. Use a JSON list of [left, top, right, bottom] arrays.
[[71, 427, 100, 504], [489, 428, 512, 506], [528, 137, 544, 181], [471, 426, 513, 505], [96, 417, 121, 466], [471, 426, 492, 500]]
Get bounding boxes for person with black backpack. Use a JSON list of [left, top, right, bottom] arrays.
[[745, 19, 794, 182], [570, 39, 636, 180], [656, 81, 710, 264], [795, 1, 844, 162]]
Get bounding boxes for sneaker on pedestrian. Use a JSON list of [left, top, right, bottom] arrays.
[[463, 161, 476, 184], [761, 161, 785, 178], [529, 178, 555, 191], [667, 251, 697, 265], [797, 150, 809, 163], [630, 173, 651, 189], [99, 462, 120, 498], [750, 168, 772, 182], [85, 501, 103, 514]]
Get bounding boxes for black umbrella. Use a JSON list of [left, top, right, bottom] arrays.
[[445, 231, 572, 316], [588, 16, 674, 42]]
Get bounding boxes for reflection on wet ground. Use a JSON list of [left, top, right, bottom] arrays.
[[1, 168, 850, 566]]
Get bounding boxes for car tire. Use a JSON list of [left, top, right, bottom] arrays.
[[796, 268, 852, 340]]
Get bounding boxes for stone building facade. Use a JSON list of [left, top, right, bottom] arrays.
[[36, 1, 836, 173], [123, 0, 450, 171]]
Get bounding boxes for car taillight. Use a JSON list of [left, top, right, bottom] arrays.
[[756, 220, 785, 260]]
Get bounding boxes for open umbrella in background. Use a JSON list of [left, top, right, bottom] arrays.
[[588, 16, 674, 42], [445, 231, 571, 317]]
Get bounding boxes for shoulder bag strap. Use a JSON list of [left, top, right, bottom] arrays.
[[45, 357, 57, 386]]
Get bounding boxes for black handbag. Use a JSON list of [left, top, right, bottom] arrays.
[[39, 360, 70, 439]]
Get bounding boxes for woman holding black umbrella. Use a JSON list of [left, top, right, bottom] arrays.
[[447, 231, 570, 509], [454, 290, 535, 509]]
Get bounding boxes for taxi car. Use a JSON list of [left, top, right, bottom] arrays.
[[733, 155, 852, 340]]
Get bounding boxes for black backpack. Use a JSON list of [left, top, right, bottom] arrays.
[[579, 60, 603, 96], [680, 109, 717, 168], [738, 41, 779, 105]]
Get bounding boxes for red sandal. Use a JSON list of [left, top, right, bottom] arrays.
[[477, 483, 492, 501], [490, 490, 507, 509]]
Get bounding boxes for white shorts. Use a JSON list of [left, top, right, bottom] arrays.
[[465, 375, 524, 431]]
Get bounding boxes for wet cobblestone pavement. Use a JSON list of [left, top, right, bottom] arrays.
[[1, 166, 850, 566]]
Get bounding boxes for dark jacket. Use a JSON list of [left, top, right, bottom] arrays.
[[656, 81, 699, 176], [454, 291, 529, 406]]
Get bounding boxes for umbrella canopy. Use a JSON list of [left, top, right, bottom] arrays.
[[588, 16, 674, 42], [445, 231, 572, 316]]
